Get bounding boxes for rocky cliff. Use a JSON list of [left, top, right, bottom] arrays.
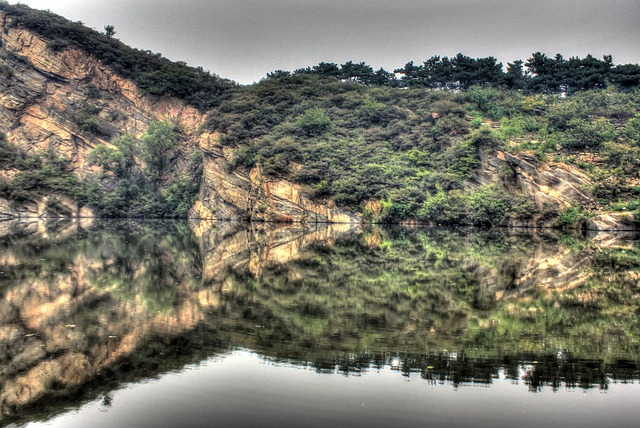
[[0, 9, 637, 229], [0, 10, 204, 162], [194, 132, 359, 223], [0, 11, 359, 223], [474, 148, 594, 227]]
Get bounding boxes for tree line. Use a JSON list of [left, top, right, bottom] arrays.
[[268, 53, 640, 94]]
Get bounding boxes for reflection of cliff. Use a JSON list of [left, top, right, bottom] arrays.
[[471, 232, 595, 306], [0, 221, 209, 422], [191, 220, 360, 287], [0, 220, 360, 424], [200, 226, 640, 364], [1, 220, 639, 425]]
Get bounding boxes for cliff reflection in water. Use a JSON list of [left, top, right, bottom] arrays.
[[1, 218, 640, 424]]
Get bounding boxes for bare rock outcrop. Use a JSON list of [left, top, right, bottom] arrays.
[[193, 132, 359, 223], [475, 149, 598, 227], [1, 14, 357, 224], [587, 213, 639, 232]]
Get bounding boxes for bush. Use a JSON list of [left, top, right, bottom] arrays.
[[296, 108, 332, 136], [557, 205, 587, 229], [466, 184, 512, 225], [418, 185, 466, 224], [623, 114, 640, 144], [86, 122, 200, 218], [0, 135, 27, 167], [560, 118, 615, 149]]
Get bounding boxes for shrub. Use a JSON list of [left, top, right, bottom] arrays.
[[471, 127, 502, 150], [560, 118, 615, 149], [296, 108, 332, 136], [623, 114, 640, 144], [418, 185, 466, 224], [557, 205, 587, 229], [466, 184, 512, 225], [470, 116, 483, 129]]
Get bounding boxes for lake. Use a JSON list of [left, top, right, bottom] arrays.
[[1, 218, 639, 427]]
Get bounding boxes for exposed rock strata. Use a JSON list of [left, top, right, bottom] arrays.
[[0, 14, 355, 224], [0, 196, 93, 219], [587, 213, 639, 232], [193, 132, 359, 223], [1, 14, 638, 228], [474, 149, 622, 229], [0, 12, 202, 172]]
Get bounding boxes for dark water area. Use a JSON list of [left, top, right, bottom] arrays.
[[1, 218, 640, 427]]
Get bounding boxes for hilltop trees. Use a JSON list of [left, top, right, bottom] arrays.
[[103, 24, 116, 38], [264, 53, 640, 95]]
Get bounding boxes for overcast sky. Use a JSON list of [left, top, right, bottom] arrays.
[[9, 0, 640, 84]]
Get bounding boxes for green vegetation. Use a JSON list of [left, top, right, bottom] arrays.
[[2, 3, 640, 224], [557, 205, 589, 229], [0, 121, 200, 218], [0, 134, 87, 203], [206, 72, 640, 224], [72, 101, 115, 138], [0, 2, 235, 110], [87, 121, 201, 217], [268, 53, 640, 93], [207, 75, 510, 222]]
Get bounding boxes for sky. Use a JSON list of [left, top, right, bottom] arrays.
[[9, 0, 640, 84]]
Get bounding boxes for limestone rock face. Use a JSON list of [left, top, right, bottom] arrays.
[[587, 213, 639, 232], [194, 132, 360, 223], [0, 14, 356, 223], [477, 150, 594, 210], [0, 11, 204, 176], [475, 149, 596, 227]]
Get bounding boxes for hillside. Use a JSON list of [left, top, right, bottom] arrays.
[[1, 3, 640, 230]]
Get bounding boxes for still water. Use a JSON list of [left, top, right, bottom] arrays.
[[1, 218, 639, 427]]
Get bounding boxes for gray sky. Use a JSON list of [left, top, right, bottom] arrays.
[[10, 0, 640, 84]]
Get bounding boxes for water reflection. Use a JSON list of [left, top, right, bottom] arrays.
[[0, 218, 639, 425]]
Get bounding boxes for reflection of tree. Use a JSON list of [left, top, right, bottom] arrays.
[[1, 220, 640, 425], [199, 224, 640, 385], [85, 221, 202, 313]]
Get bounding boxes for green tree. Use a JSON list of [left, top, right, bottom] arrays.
[[141, 121, 177, 181], [505, 60, 527, 90], [296, 108, 332, 137], [88, 134, 138, 178], [103, 24, 116, 38]]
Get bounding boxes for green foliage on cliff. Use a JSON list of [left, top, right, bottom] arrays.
[[416, 184, 534, 226], [0, 121, 199, 218], [88, 121, 201, 217], [0, 135, 88, 203], [204, 75, 640, 223], [206, 75, 510, 222], [0, 2, 234, 110]]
